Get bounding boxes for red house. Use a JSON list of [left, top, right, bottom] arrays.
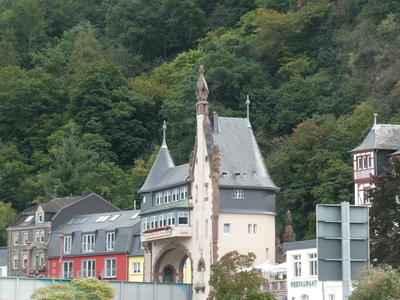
[[46, 210, 142, 280]]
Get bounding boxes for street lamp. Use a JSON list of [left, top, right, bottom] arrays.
[[26, 242, 32, 277], [59, 235, 65, 278]]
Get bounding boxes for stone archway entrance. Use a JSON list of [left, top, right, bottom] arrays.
[[153, 242, 192, 283]]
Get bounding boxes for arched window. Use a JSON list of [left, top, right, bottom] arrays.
[[164, 267, 173, 282]]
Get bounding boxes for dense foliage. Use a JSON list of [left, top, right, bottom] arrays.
[[30, 277, 115, 300], [349, 266, 400, 300], [209, 251, 274, 300], [1, 0, 400, 243], [367, 157, 400, 269]]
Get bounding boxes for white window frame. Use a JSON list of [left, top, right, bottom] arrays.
[[309, 253, 317, 276], [13, 254, 18, 269], [104, 258, 117, 278], [82, 234, 95, 252], [63, 261, 73, 279], [357, 157, 362, 170], [328, 295, 335, 300], [180, 186, 188, 200], [38, 213, 43, 223], [13, 233, 19, 245], [106, 232, 115, 251], [23, 232, 28, 244], [142, 218, 149, 231], [22, 253, 27, 268], [40, 230, 45, 243], [294, 254, 301, 277], [132, 262, 141, 274], [172, 188, 179, 202], [156, 192, 162, 205], [35, 231, 39, 243], [159, 214, 167, 227], [178, 212, 189, 225], [82, 260, 96, 278], [63, 236, 72, 253], [233, 189, 245, 199], [223, 223, 231, 234], [167, 213, 175, 226], [150, 216, 157, 229], [164, 190, 171, 204]]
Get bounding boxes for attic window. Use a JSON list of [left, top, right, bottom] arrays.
[[38, 214, 43, 223], [131, 213, 139, 219], [74, 217, 90, 224], [233, 190, 245, 199], [24, 216, 34, 223], [109, 214, 121, 221]]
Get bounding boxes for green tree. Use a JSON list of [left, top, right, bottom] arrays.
[[367, 157, 400, 269], [349, 266, 400, 300], [209, 251, 274, 300], [42, 129, 99, 198], [0, 201, 17, 246], [30, 277, 115, 300]]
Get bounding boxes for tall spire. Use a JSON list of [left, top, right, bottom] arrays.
[[195, 65, 209, 115], [162, 120, 167, 148], [246, 95, 251, 126]]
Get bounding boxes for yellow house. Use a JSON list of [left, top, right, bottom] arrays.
[[128, 256, 144, 282]]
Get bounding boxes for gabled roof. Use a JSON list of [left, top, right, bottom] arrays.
[[351, 124, 400, 152], [284, 239, 316, 251], [213, 117, 278, 190]]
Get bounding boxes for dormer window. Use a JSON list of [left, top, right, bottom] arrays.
[[38, 213, 43, 223]]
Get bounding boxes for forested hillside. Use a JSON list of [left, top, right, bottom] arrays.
[[1, 0, 400, 245]]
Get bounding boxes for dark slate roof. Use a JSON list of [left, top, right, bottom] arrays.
[[52, 210, 141, 234], [140, 199, 193, 216], [139, 146, 189, 193], [10, 194, 87, 226], [0, 247, 8, 266], [284, 239, 316, 251], [351, 124, 400, 152], [213, 117, 278, 190]]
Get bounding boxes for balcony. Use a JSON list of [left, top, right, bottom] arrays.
[[141, 226, 192, 242]]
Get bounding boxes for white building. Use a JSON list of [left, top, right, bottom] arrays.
[[285, 240, 342, 300]]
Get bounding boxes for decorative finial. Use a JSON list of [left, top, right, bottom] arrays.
[[373, 113, 378, 128], [246, 95, 250, 125], [162, 121, 167, 148], [195, 65, 209, 102]]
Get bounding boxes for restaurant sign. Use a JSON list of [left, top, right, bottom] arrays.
[[290, 280, 317, 287]]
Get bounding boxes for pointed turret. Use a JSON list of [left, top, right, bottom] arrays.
[[281, 211, 296, 243], [195, 65, 209, 115], [138, 121, 175, 193]]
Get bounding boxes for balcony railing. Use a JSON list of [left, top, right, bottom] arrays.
[[141, 226, 192, 242]]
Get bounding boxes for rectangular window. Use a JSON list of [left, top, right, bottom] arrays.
[[159, 214, 167, 227], [164, 190, 171, 204], [180, 186, 188, 200], [156, 192, 162, 205], [167, 213, 175, 226], [294, 255, 301, 277], [172, 188, 179, 202], [106, 232, 115, 251], [132, 262, 141, 274], [38, 213, 43, 223], [23, 232, 28, 244], [363, 157, 367, 169], [40, 231, 45, 243], [64, 236, 72, 253], [248, 224, 257, 234], [150, 216, 157, 229], [35, 231, 40, 243], [223, 223, 231, 234], [142, 218, 149, 231], [368, 156, 372, 168], [13, 233, 19, 245], [40, 253, 44, 266], [178, 212, 189, 225], [63, 261, 73, 279], [82, 260, 95, 278], [233, 190, 245, 199], [35, 254, 39, 268], [328, 295, 335, 300], [104, 258, 116, 278], [82, 234, 95, 252], [13, 255, 18, 269], [357, 157, 362, 170], [253, 224, 257, 234], [22, 254, 27, 268], [309, 253, 317, 276]]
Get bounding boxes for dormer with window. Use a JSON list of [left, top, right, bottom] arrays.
[[35, 205, 44, 224]]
